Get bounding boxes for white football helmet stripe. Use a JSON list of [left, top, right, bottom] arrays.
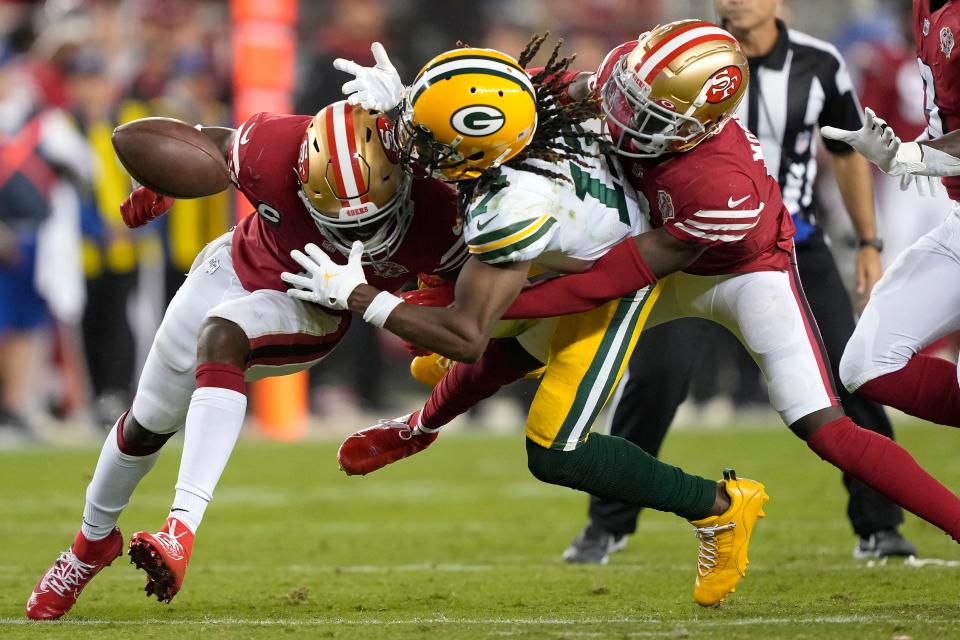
[[636, 25, 735, 85]]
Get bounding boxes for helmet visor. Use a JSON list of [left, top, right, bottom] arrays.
[[297, 176, 414, 264], [601, 56, 705, 158], [397, 100, 483, 181]]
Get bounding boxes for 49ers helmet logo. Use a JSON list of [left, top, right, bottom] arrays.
[[450, 105, 506, 137], [296, 138, 309, 182], [705, 66, 743, 104]]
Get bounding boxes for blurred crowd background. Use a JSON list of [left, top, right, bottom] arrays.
[[0, 0, 951, 443]]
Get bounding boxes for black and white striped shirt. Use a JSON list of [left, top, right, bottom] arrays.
[[733, 20, 863, 236]]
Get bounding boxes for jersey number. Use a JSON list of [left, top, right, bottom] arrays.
[[568, 160, 631, 225], [918, 59, 943, 138]]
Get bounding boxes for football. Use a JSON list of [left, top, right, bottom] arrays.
[[111, 117, 230, 198]]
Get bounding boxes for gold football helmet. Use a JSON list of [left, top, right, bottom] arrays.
[[297, 100, 413, 262], [397, 47, 537, 181], [600, 20, 749, 158]]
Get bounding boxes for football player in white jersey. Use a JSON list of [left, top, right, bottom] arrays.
[[820, 0, 960, 428], [285, 38, 769, 607]]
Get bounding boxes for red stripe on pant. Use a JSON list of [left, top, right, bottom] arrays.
[[247, 319, 349, 369], [787, 254, 840, 403]]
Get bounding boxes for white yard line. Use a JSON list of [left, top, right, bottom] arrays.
[[0, 615, 948, 627], [4, 556, 960, 576]]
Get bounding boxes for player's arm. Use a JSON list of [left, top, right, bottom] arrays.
[[503, 172, 760, 318], [116, 121, 236, 228], [281, 240, 529, 363], [822, 108, 960, 177], [349, 257, 530, 362], [197, 126, 236, 163], [502, 227, 705, 319], [830, 150, 882, 307], [917, 130, 960, 170]]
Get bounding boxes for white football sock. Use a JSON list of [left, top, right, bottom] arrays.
[[81, 417, 161, 541], [169, 386, 247, 533]]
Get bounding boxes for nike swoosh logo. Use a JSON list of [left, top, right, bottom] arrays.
[[240, 123, 255, 145], [476, 215, 498, 231], [728, 195, 750, 208]]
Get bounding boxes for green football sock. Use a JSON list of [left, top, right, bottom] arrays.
[[526, 433, 717, 521]]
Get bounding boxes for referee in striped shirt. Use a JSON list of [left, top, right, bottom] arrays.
[[564, 0, 918, 563]]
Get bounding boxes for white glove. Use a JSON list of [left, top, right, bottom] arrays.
[[333, 42, 404, 113], [821, 108, 925, 176], [282, 241, 367, 310], [900, 172, 942, 197]]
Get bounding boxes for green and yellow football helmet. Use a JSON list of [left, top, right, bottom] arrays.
[[397, 47, 537, 182]]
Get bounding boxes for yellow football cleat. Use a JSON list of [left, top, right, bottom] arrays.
[[688, 469, 769, 607]]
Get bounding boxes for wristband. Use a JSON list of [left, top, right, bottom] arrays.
[[858, 238, 884, 253], [363, 291, 403, 328]]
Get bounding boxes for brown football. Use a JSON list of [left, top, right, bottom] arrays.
[[112, 117, 230, 198]]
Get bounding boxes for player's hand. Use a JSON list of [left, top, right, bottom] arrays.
[[282, 240, 367, 310], [821, 108, 924, 176], [333, 42, 404, 113], [900, 172, 942, 197], [855, 245, 883, 311], [120, 186, 175, 228]]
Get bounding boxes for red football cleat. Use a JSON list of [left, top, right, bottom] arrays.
[[338, 411, 438, 476], [26, 528, 123, 620], [128, 517, 195, 603]]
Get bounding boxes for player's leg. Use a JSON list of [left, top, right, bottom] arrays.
[[524, 282, 768, 606], [840, 210, 960, 426], [565, 318, 709, 564], [794, 231, 912, 557], [711, 265, 960, 542], [25, 235, 234, 620], [337, 321, 550, 475], [128, 280, 349, 603], [524, 286, 715, 514]]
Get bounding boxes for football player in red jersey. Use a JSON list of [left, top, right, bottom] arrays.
[[822, 0, 960, 433], [321, 22, 960, 547], [25, 101, 467, 620], [297, 38, 772, 607]]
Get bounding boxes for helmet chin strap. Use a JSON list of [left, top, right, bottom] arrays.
[[490, 147, 512, 169]]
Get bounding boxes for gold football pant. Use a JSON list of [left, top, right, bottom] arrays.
[[524, 282, 661, 451]]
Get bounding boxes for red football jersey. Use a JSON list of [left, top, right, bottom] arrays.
[[227, 112, 466, 293], [625, 117, 795, 276], [915, 0, 960, 200]]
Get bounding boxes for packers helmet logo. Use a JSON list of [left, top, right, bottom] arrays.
[[450, 105, 506, 137]]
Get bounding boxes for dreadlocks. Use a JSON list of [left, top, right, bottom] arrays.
[[460, 33, 611, 210]]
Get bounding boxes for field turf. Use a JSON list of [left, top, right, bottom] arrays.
[[1, 422, 958, 639]]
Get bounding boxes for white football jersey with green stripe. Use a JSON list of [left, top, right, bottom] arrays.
[[463, 122, 650, 272]]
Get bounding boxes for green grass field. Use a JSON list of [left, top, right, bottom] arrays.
[[2, 423, 959, 639]]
